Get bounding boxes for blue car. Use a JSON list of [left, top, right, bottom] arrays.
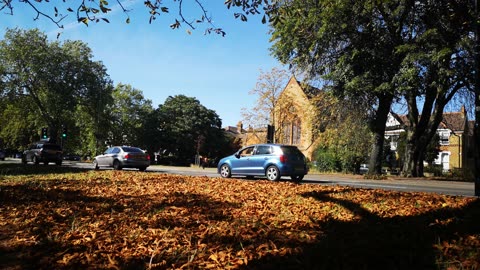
[[217, 144, 308, 182]]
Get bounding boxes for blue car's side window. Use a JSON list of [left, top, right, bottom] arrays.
[[255, 146, 272, 155], [239, 147, 254, 157]]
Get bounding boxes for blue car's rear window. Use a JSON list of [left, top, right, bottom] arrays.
[[280, 146, 304, 157]]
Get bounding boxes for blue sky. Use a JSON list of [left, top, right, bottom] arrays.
[[0, 1, 281, 127]]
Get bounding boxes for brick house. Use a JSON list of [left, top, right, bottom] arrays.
[[385, 106, 473, 174]]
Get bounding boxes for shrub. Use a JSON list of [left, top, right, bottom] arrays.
[[424, 165, 443, 176], [313, 148, 341, 172]]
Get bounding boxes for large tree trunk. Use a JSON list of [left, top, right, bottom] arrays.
[[403, 127, 431, 177], [402, 131, 417, 177], [402, 81, 451, 177], [368, 94, 394, 175]]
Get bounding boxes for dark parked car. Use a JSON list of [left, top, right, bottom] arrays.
[[93, 146, 150, 171], [63, 153, 81, 161], [217, 144, 308, 182], [22, 142, 63, 165]]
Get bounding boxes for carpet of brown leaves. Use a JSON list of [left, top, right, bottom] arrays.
[[0, 169, 479, 269]]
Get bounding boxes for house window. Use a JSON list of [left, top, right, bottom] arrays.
[[438, 131, 450, 145]]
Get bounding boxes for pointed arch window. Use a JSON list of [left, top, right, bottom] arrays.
[[281, 117, 301, 145]]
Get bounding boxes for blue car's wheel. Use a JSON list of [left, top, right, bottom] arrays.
[[266, 166, 280, 181], [220, 164, 231, 178]]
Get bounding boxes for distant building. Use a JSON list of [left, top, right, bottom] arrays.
[[385, 106, 474, 174]]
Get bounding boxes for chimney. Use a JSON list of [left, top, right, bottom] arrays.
[[237, 121, 243, 133]]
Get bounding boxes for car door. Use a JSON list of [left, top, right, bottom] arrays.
[[105, 147, 121, 167], [230, 146, 255, 174], [249, 145, 273, 174], [26, 144, 39, 161], [97, 147, 114, 166]]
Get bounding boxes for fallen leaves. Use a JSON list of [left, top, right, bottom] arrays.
[[0, 170, 478, 269]]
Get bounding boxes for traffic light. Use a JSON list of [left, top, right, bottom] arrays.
[[41, 127, 48, 139], [62, 126, 67, 138]]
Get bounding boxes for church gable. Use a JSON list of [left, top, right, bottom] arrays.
[[274, 76, 321, 159]]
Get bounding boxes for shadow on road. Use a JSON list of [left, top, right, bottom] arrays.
[[241, 189, 480, 269]]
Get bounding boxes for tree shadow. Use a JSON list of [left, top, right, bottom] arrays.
[[241, 189, 480, 269]]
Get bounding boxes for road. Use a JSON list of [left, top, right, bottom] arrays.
[[68, 161, 475, 197], [4, 159, 475, 197]]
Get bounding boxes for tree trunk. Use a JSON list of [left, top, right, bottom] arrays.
[[368, 94, 393, 175], [403, 131, 430, 177], [402, 131, 416, 177], [402, 98, 447, 177]]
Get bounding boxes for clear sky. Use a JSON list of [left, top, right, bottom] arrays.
[[0, 0, 282, 127]]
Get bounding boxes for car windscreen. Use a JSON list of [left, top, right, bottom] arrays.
[[121, 147, 143, 153]]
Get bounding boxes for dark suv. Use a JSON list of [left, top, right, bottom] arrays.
[[22, 142, 63, 165]]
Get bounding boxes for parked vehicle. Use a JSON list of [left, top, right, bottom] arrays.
[[22, 142, 63, 165], [93, 146, 150, 171], [359, 164, 369, 174], [63, 153, 81, 161], [0, 149, 5, 161], [217, 144, 308, 182]]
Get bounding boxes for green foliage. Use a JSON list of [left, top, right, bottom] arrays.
[[312, 148, 341, 172], [0, 28, 113, 155], [424, 165, 443, 177], [106, 83, 153, 148], [310, 91, 372, 174], [156, 95, 224, 164], [1, 1, 230, 36]]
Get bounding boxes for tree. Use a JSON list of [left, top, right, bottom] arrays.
[[267, 0, 418, 175], [0, 97, 40, 148], [241, 67, 289, 131], [0, 0, 252, 36], [312, 94, 373, 173], [156, 95, 222, 165], [424, 134, 441, 167], [0, 28, 113, 152], [106, 83, 153, 148], [396, 131, 440, 170], [395, 0, 474, 177]]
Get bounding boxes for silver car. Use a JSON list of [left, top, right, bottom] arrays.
[[93, 146, 150, 171]]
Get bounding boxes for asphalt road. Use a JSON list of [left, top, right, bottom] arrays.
[[155, 165, 476, 197], [66, 161, 476, 197], [4, 159, 475, 197]]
